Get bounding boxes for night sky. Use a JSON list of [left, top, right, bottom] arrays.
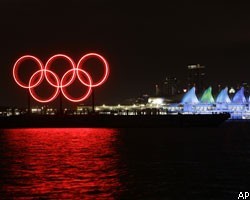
[[1, 1, 250, 107]]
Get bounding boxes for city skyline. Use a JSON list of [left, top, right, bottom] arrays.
[[1, 2, 250, 199], [1, 2, 250, 107], [8, 58, 250, 109]]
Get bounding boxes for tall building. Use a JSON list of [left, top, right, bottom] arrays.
[[187, 64, 205, 95], [155, 84, 161, 96], [163, 76, 178, 97]]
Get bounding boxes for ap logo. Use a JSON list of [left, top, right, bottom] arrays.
[[238, 192, 249, 199]]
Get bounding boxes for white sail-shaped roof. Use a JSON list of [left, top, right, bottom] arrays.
[[232, 87, 246, 104], [216, 87, 231, 103], [181, 87, 199, 104]]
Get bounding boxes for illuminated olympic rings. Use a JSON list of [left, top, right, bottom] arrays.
[[13, 53, 109, 103]]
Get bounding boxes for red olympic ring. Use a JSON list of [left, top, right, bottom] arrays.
[[77, 53, 109, 87], [44, 54, 77, 88], [29, 69, 60, 103], [13, 55, 44, 89], [13, 53, 109, 103], [61, 68, 93, 102]]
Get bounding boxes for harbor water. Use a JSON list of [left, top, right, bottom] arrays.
[[1, 121, 250, 199]]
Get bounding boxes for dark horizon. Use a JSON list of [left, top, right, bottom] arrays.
[[1, 1, 250, 107]]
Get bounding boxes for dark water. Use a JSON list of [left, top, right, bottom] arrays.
[[1, 122, 250, 199]]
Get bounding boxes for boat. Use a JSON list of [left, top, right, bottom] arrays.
[[0, 112, 230, 128]]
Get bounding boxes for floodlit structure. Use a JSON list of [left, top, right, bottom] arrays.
[[200, 86, 214, 104], [216, 87, 231, 110], [181, 86, 250, 119], [181, 87, 199, 113], [181, 87, 199, 104], [232, 87, 246, 104], [216, 87, 231, 104], [76, 86, 250, 119]]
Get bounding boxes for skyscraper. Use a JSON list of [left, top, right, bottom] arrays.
[[163, 76, 178, 97], [187, 64, 205, 95]]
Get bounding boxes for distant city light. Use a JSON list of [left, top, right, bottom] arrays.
[[187, 64, 205, 69], [148, 97, 165, 105], [229, 87, 236, 94]]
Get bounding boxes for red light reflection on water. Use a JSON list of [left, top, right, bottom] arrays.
[[2, 128, 121, 199]]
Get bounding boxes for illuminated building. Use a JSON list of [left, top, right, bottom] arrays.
[[4, 85, 250, 119], [232, 87, 246, 104], [187, 64, 205, 95], [200, 87, 214, 104], [181, 86, 250, 119], [163, 76, 178, 97], [155, 84, 161, 96], [181, 87, 199, 104]]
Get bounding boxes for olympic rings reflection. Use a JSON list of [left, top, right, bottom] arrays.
[[13, 53, 109, 103]]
